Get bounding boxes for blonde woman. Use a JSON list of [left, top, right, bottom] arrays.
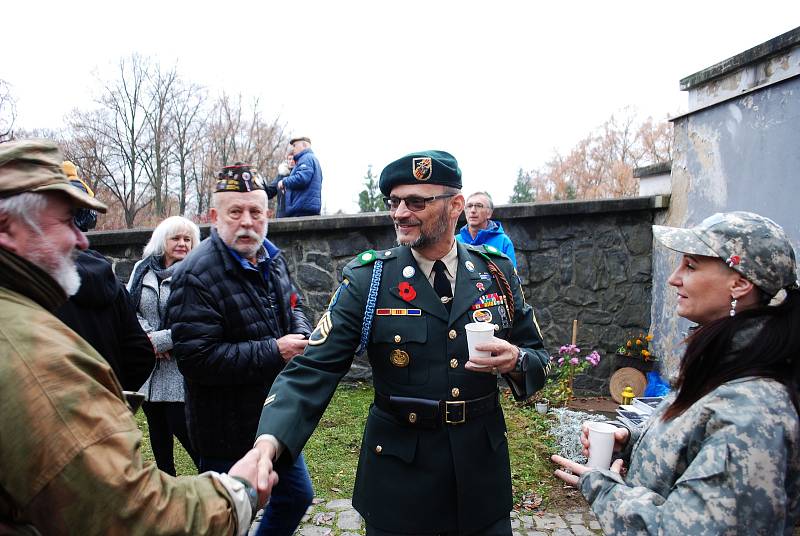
[[128, 216, 201, 475]]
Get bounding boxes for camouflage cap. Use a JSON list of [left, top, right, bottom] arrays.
[[0, 139, 107, 212], [379, 150, 462, 196], [653, 211, 798, 296]]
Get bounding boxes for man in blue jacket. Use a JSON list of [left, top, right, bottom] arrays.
[[456, 191, 517, 266], [276, 136, 323, 216]]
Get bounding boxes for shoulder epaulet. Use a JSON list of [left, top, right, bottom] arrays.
[[354, 248, 398, 267], [482, 244, 504, 257]]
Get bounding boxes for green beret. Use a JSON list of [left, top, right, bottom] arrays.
[[379, 150, 462, 196], [0, 139, 107, 212]]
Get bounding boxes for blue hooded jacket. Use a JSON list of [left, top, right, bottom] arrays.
[[456, 220, 517, 267], [282, 148, 323, 216]]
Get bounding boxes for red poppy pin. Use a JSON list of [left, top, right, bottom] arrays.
[[726, 255, 741, 268], [398, 282, 417, 302], [290, 292, 298, 309]]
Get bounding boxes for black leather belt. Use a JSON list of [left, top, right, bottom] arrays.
[[374, 391, 499, 428]]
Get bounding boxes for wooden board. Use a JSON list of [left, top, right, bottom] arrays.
[[609, 367, 647, 404]]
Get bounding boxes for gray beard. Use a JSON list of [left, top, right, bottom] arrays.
[[396, 205, 451, 249]]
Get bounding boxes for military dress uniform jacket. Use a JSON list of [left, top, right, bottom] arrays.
[[257, 242, 550, 534], [580, 376, 800, 535]]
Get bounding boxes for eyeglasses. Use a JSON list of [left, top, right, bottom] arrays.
[[465, 203, 487, 210], [383, 194, 456, 212]]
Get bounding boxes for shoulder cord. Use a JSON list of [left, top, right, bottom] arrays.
[[356, 259, 383, 356], [484, 258, 515, 324]]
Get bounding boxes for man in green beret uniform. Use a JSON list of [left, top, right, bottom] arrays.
[[255, 150, 550, 535]]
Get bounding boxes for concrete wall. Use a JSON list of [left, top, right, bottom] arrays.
[[652, 27, 800, 378], [635, 161, 672, 197], [89, 196, 668, 394]]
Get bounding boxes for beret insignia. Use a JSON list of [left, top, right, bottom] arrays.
[[412, 157, 432, 181]]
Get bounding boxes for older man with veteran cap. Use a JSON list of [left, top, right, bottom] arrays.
[[0, 140, 276, 535], [167, 162, 313, 536], [275, 136, 323, 217], [254, 150, 551, 535]]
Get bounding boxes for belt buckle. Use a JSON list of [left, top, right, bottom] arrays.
[[444, 401, 465, 424]]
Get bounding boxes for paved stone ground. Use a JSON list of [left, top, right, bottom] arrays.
[[249, 498, 602, 536]]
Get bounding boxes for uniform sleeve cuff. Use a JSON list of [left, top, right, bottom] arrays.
[[254, 434, 284, 459], [206, 471, 252, 536]]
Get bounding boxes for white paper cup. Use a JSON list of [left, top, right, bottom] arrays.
[[465, 322, 495, 366], [585, 421, 618, 470]]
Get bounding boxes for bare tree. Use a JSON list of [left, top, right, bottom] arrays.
[[140, 63, 178, 218], [169, 80, 206, 216], [68, 55, 153, 228], [0, 79, 17, 142], [520, 110, 673, 202], [192, 93, 289, 215]]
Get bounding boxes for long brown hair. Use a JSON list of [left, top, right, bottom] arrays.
[[662, 288, 800, 421]]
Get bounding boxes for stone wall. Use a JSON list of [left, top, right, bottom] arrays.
[[88, 195, 668, 395]]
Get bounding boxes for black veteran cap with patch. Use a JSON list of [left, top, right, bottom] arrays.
[[379, 150, 462, 196], [654, 211, 798, 297], [215, 162, 265, 193], [0, 139, 107, 212]]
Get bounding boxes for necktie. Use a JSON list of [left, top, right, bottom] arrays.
[[432, 260, 453, 312]]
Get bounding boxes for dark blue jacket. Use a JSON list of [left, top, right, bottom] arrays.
[[168, 230, 311, 459], [456, 220, 517, 266], [282, 148, 323, 216]]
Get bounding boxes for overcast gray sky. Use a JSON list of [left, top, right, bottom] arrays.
[[4, 0, 799, 213]]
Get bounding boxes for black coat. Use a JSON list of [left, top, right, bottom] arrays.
[[54, 249, 155, 392], [168, 230, 311, 459]]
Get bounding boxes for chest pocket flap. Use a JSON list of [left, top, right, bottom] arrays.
[[371, 316, 428, 344]]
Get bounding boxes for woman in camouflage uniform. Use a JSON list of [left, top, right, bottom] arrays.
[[553, 211, 800, 534]]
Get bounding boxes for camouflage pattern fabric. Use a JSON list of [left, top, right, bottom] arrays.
[[579, 376, 800, 534], [653, 211, 798, 297], [0, 286, 240, 535]]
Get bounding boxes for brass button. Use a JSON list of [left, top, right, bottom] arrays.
[[451, 388, 460, 398], [408, 412, 417, 424], [384, 250, 391, 256], [448, 330, 457, 340], [394, 335, 401, 343], [450, 358, 458, 369], [375, 445, 383, 454]]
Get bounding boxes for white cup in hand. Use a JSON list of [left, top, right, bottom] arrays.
[[585, 421, 618, 469], [465, 322, 494, 368]]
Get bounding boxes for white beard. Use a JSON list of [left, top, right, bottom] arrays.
[[25, 246, 82, 297], [52, 257, 82, 297]]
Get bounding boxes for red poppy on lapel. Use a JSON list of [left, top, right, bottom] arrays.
[[290, 292, 299, 309], [398, 282, 417, 302]]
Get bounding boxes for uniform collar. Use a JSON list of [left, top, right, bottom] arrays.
[[410, 239, 458, 281]]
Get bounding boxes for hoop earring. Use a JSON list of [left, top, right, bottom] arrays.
[[729, 298, 738, 317]]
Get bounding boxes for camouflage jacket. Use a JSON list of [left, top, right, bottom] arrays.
[[580, 377, 800, 534], [0, 284, 242, 535]]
